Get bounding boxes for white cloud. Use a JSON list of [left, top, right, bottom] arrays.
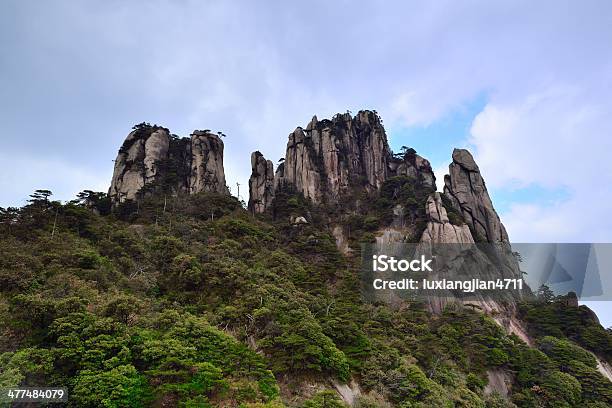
[[470, 86, 611, 190], [1, 0, 612, 324], [468, 85, 612, 242], [1, 0, 611, 243]]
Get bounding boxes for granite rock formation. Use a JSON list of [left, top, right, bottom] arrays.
[[248, 110, 435, 212], [277, 111, 392, 203], [420, 192, 474, 244], [443, 149, 509, 243], [418, 150, 526, 315], [109, 125, 228, 202], [189, 130, 228, 195], [109, 126, 170, 202], [248, 151, 275, 213]]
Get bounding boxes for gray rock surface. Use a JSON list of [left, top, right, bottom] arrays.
[[250, 110, 435, 208], [278, 111, 391, 203], [189, 130, 229, 195], [484, 369, 513, 398], [109, 127, 170, 202], [443, 149, 509, 243], [248, 151, 275, 213], [441, 148, 524, 287], [109, 126, 228, 202], [389, 151, 436, 190], [420, 193, 474, 244], [419, 150, 529, 316]]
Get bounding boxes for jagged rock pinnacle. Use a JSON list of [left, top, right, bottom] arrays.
[[443, 148, 509, 243], [248, 151, 275, 213], [189, 130, 229, 195]]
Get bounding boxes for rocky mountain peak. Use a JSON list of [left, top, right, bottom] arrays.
[[248, 110, 436, 213], [109, 124, 228, 202], [278, 110, 392, 203], [109, 125, 171, 202], [443, 148, 509, 243]]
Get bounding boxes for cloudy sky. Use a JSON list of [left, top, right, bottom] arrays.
[[2, 1, 611, 321]]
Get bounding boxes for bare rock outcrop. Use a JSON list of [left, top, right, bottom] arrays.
[[390, 150, 436, 189], [189, 130, 229, 195], [420, 151, 527, 314], [443, 149, 508, 243], [420, 192, 473, 244], [484, 369, 513, 398], [249, 110, 435, 212], [248, 151, 275, 213], [441, 148, 524, 290], [109, 126, 170, 202], [276, 111, 392, 203], [109, 125, 228, 202]]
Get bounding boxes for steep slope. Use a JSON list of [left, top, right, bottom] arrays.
[[2, 188, 611, 407]]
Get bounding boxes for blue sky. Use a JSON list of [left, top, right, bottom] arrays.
[[387, 95, 573, 216], [1, 1, 611, 325]]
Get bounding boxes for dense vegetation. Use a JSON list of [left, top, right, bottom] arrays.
[[0, 189, 610, 407]]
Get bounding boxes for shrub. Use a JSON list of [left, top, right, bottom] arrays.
[[540, 371, 582, 406], [537, 336, 596, 369], [72, 364, 151, 407]]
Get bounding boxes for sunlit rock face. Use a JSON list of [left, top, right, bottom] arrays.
[[109, 126, 228, 202], [278, 111, 392, 203]]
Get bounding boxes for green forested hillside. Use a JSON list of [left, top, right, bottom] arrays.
[[1, 190, 611, 407]]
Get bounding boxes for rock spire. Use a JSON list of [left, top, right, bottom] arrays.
[[443, 149, 509, 243]]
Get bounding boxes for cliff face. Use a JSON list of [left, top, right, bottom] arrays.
[[189, 130, 228, 195], [109, 125, 228, 202], [279, 111, 392, 203], [109, 127, 170, 201], [418, 150, 525, 316], [248, 110, 435, 212]]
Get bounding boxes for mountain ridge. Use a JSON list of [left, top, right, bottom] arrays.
[[1, 110, 608, 406]]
